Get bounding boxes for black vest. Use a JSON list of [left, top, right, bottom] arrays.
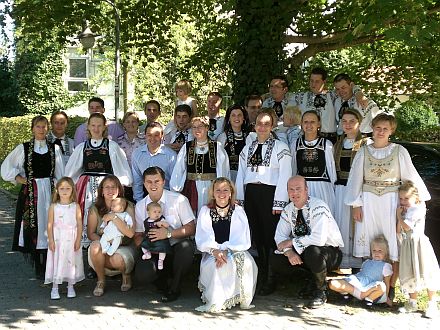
[[210, 206, 234, 244], [186, 140, 216, 175], [335, 146, 352, 185], [82, 139, 113, 176], [223, 131, 247, 171], [23, 142, 54, 178], [296, 137, 330, 182]]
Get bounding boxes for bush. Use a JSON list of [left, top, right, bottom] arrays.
[[394, 126, 440, 143], [0, 115, 86, 162], [0, 115, 34, 161], [395, 99, 439, 132]]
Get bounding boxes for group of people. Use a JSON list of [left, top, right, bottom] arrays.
[[1, 71, 439, 317]]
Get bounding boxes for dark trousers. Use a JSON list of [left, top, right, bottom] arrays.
[[270, 245, 342, 289], [34, 249, 47, 279], [134, 239, 194, 293], [244, 184, 279, 283]]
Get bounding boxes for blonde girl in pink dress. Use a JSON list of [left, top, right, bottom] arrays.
[[44, 177, 85, 300]]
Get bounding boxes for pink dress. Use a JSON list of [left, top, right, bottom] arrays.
[[44, 203, 85, 284]]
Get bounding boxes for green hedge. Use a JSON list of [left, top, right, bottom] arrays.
[[0, 113, 175, 162], [0, 115, 87, 161]]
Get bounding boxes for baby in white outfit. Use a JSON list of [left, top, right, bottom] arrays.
[[100, 197, 133, 256]]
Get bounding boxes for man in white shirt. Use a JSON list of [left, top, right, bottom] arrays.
[[163, 104, 194, 152], [270, 176, 343, 308], [134, 166, 196, 303], [262, 75, 296, 121], [292, 68, 337, 142], [47, 110, 75, 166], [333, 73, 381, 136], [245, 94, 263, 129]]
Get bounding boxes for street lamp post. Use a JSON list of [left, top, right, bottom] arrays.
[[78, 0, 121, 121]]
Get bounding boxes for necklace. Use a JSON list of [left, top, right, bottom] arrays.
[[216, 203, 229, 209], [233, 131, 243, 138], [197, 140, 208, 152], [216, 205, 230, 217]]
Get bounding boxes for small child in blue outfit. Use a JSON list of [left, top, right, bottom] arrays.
[[141, 201, 172, 270], [329, 234, 393, 306]]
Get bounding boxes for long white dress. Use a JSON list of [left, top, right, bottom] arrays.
[[170, 141, 230, 215], [398, 203, 440, 294], [65, 139, 132, 247], [334, 137, 370, 269], [344, 143, 430, 261], [0, 141, 64, 250], [195, 205, 258, 312], [291, 137, 337, 215]]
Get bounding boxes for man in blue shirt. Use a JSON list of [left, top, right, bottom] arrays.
[[131, 122, 177, 202]]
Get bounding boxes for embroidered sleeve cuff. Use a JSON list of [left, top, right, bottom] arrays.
[[273, 200, 288, 210], [292, 238, 305, 255], [353, 84, 361, 94]]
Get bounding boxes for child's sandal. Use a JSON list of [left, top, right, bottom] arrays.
[[121, 274, 132, 292], [93, 281, 105, 297]]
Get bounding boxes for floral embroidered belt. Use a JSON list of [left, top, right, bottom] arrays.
[[187, 172, 217, 181], [363, 180, 400, 187]]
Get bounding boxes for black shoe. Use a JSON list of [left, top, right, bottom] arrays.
[[86, 267, 97, 279], [258, 282, 276, 296], [153, 278, 168, 294], [306, 290, 327, 309], [161, 291, 180, 303], [35, 269, 45, 280], [297, 282, 314, 299], [365, 300, 374, 309], [342, 294, 353, 301]]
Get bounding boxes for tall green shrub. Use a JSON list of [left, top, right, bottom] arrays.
[[395, 99, 438, 132]]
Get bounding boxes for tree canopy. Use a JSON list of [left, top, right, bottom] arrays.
[[4, 0, 440, 114]]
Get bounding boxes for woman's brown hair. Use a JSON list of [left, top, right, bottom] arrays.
[[95, 175, 124, 217]]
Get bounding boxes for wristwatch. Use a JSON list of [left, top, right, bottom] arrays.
[[166, 228, 172, 239]]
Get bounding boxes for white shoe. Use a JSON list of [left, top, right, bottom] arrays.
[[51, 288, 60, 300], [399, 301, 418, 313], [425, 302, 438, 318], [67, 286, 76, 298]]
